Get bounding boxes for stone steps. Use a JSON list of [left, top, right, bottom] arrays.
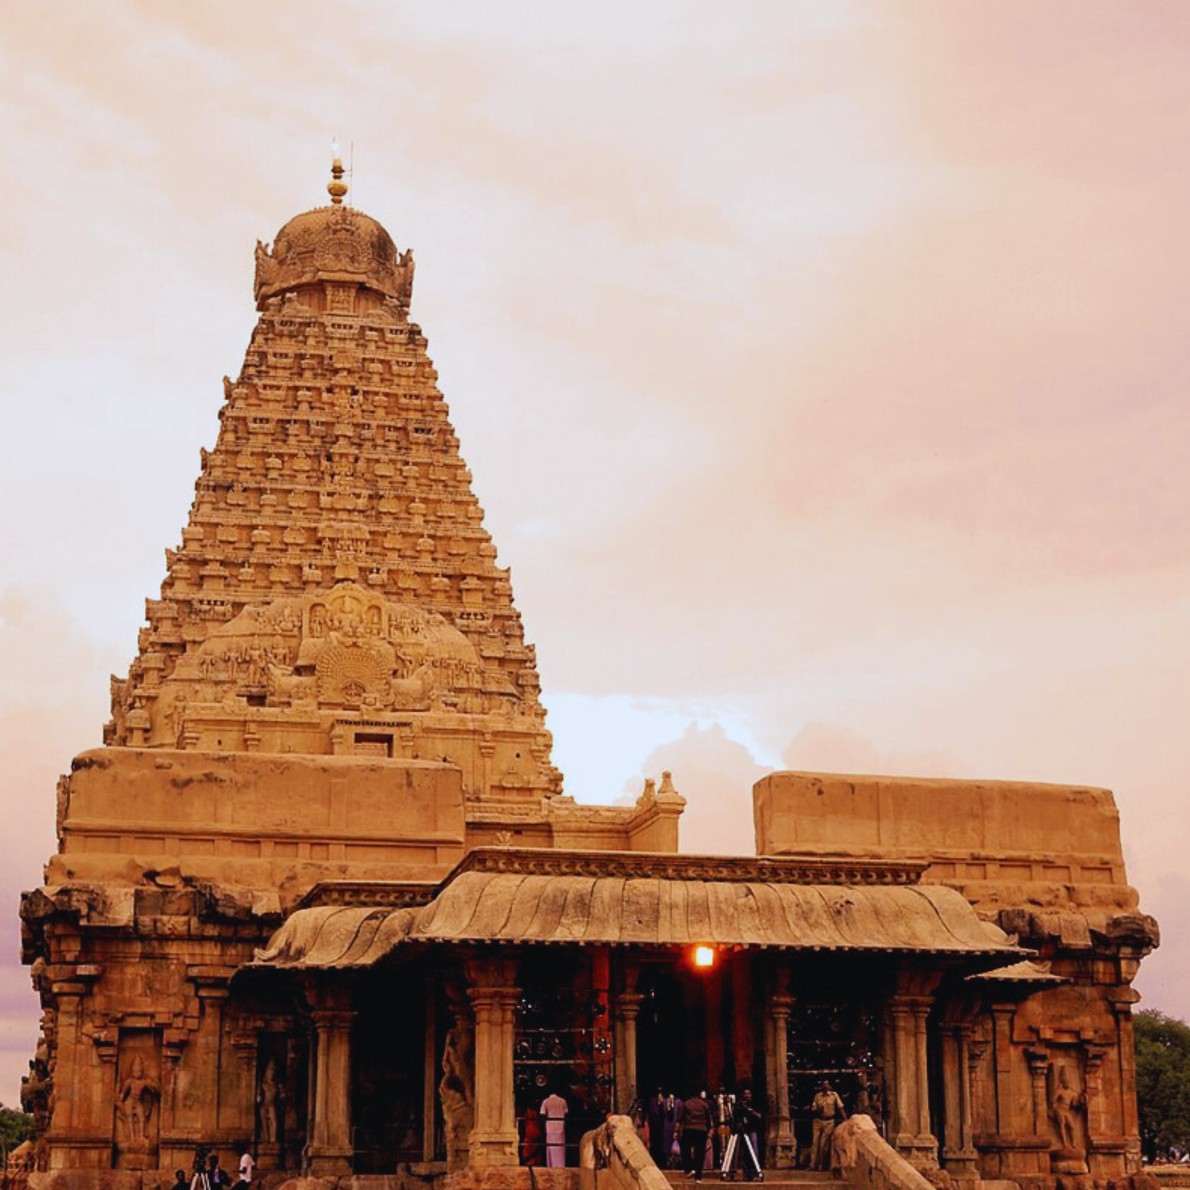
[[662, 1172, 838, 1190]]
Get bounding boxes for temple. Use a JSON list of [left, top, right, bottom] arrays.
[[20, 160, 1158, 1190]]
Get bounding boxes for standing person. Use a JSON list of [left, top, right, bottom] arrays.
[[238, 1147, 254, 1185], [677, 1090, 712, 1180], [730, 1089, 763, 1182], [663, 1094, 679, 1168], [647, 1089, 669, 1168], [711, 1088, 730, 1170], [201, 1153, 230, 1190], [521, 1104, 543, 1166], [809, 1080, 845, 1171], [540, 1088, 568, 1168]]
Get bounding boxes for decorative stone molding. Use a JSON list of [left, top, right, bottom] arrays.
[[450, 846, 925, 886], [254, 205, 414, 309]]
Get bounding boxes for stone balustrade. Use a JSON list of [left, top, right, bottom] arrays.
[[833, 1114, 937, 1190], [578, 1115, 667, 1190]]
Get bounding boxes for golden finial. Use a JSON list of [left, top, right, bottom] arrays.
[[327, 137, 348, 205]]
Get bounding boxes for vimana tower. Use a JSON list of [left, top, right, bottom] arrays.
[[21, 160, 1157, 1190]]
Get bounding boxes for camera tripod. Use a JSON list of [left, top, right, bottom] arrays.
[[719, 1132, 763, 1182]]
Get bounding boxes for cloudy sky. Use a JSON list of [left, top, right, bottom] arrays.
[[2, 1, 1189, 1103]]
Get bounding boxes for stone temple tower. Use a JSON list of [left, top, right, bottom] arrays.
[[106, 165, 566, 826]]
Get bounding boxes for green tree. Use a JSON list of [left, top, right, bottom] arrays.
[[0, 1104, 32, 1157], [1135, 1010, 1190, 1162]]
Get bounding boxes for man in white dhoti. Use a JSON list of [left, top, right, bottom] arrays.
[[540, 1091, 568, 1168]]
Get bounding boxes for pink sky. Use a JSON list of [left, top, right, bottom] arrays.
[[2, 2, 1189, 1103]]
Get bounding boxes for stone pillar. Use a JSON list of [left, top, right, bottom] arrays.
[[706, 968, 725, 1089], [229, 1030, 258, 1148], [730, 958, 754, 1088], [990, 1004, 1016, 1135], [308, 1007, 355, 1176], [614, 991, 644, 1113], [423, 992, 437, 1162], [305, 1024, 318, 1163], [967, 1036, 990, 1161], [914, 1003, 931, 1139], [184, 969, 231, 1143], [159, 1028, 189, 1167], [1084, 1046, 1107, 1146], [465, 956, 519, 1168], [1111, 995, 1143, 1174], [1024, 1049, 1050, 1142], [766, 992, 796, 1169], [46, 969, 112, 1170], [940, 1025, 978, 1182], [887, 995, 937, 1166]]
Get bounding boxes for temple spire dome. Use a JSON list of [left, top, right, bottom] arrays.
[[252, 162, 414, 311]]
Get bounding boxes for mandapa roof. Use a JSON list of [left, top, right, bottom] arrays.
[[251, 854, 1023, 971]]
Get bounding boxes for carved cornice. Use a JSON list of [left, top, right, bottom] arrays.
[[300, 880, 439, 909], [444, 847, 925, 886]]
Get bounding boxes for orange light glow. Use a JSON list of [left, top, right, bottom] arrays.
[[693, 945, 715, 969]]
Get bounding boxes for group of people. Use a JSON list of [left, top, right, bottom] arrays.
[[517, 1076, 853, 1174], [637, 1088, 764, 1181], [634, 1076, 853, 1177], [173, 1148, 256, 1190]]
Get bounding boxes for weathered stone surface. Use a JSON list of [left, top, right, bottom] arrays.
[[755, 772, 1137, 918], [577, 1116, 666, 1190], [833, 1115, 937, 1190], [50, 747, 468, 897]]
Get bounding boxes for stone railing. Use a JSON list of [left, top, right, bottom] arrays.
[[579, 1115, 668, 1190], [833, 1115, 937, 1190], [1147, 1169, 1190, 1189]]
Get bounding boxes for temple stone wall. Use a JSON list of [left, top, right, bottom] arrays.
[[51, 748, 467, 897], [754, 772, 1134, 916]]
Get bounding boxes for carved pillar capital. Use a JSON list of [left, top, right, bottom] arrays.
[[615, 991, 644, 1022], [311, 1009, 356, 1033], [230, 1031, 258, 1068], [769, 991, 795, 1024]]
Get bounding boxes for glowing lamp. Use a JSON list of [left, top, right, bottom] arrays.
[[693, 945, 715, 969]]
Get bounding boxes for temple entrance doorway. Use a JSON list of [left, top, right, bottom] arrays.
[[632, 952, 762, 1172], [784, 957, 890, 1164], [513, 950, 614, 1167], [352, 966, 434, 1172], [635, 952, 762, 1103]]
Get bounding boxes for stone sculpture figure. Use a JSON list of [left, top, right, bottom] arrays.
[[439, 1022, 474, 1166], [258, 1058, 281, 1145], [117, 1055, 158, 1148], [1049, 1064, 1083, 1152]]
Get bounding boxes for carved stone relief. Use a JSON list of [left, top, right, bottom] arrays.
[[114, 1032, 160, 1169]]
